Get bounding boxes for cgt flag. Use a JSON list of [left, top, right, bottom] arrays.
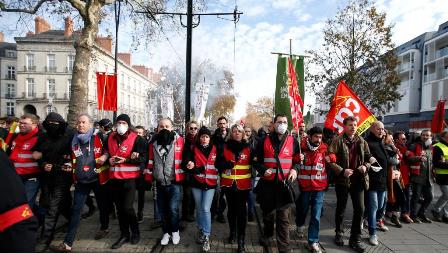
[[324, 80, 376, 135], [287, 57, 304, 131], [431, 100, 446, 134], [96, 72, 117, 111]]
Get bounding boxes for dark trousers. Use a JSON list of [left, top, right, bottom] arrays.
[[97, 182, 111, 230], [211, 185, 227, 217], [0, 217, 38, 253], [42, 181, 72, 242], [411, 182, 433, 218], [335, 184, 364, 242], [181, 183, 195, 218], [224, 187, 249, 238], [110, 179, 139, 237], [262, 207, 290, 253]]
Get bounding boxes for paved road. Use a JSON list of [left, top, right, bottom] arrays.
[[42, 186, 448, 253]]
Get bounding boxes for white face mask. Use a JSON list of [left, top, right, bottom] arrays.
[[276, 123, 288, 135], [117, 124, 128, 135], [425, 139, 432, 146]]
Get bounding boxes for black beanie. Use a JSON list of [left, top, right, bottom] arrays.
[[198, 126, 212, 138], [116, 114, 131, 126], [44, 112, 65, 123], [308, 126, 323, 137]]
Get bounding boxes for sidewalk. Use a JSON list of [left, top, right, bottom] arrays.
[[45, 187, 448, 253]]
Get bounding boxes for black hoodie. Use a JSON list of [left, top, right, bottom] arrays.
[[366, 133, 389, 191]]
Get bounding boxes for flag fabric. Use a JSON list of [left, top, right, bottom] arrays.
[[96, 72, 117, 111], [431, 100, 446, 134], [324, 80, 376, 135], [287, 57, 304, 131], [274, 55, 305, 130]]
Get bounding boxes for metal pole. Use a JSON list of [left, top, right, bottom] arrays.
[[113, 0, 121, 122], [185, 0, 193, 123]]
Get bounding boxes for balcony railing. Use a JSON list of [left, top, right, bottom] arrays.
[[4, 93, 15, 99], [399, 63, 410, 72], [65, 67, 74, 73], [436, 47, 448, 59], [424, 73, 437, 82], [21, 92, 36, 98], [23, 66, 36, 71], [45, 66, 57, 72], [4, 74, 16, 80]]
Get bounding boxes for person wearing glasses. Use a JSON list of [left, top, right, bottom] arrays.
[[181, 121, 199, 222], [216, 124, 255, 253], [255, 114, 300, 253]]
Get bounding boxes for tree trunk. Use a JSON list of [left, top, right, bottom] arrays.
[[66, 1, 102, 127]]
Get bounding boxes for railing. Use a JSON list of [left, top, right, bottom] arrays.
[[436, 47, 448, 59], [4, 74, 16, 80], [23, 66, 36, 71], [400, 63, 410, 72], [4, 93, 15, 99], [65, 66, 73, 72], [21, 92, 36, 98], [424, 73, 437, 82], [45, 66, 57, 72]]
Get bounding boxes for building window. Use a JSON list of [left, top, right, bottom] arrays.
[[48, 79, 56, 98], [6, 83, 15, 98], [67, 79, 72, 99], [46, 104, 56, 115], [6, 66, 15, 80], [6, 51, 15, 58], [6, 102, 15, 116], [47, 54, 56, 72], [68, 55, 75, 72], [26, 78, 35, 97], [26, 54, 35, 71]]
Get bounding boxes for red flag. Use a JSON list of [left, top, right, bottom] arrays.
[[287, 58, 304, 132], [431, 100, 446, 134], [96, 72, 117, 111], [324, 80, 376, 135]]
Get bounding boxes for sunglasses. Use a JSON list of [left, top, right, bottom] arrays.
[[190, 127, 198, 130]]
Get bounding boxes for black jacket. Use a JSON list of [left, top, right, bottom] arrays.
[[366, 133, 388, 191]]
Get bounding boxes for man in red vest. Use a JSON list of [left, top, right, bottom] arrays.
[[255, 114, 300, 253], [0, 150, 38, 253], [8, 113, 42, 208], [296, 126, 331, 253], [108, 114, 147, 249], [144, 118, 185, 246]]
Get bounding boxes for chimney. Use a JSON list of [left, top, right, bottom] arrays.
[[95, 35, 113, 53], [132, 65, 150, 77], [26, 31, 34, 37], [117, 53, 131, 66], [35, 17, 51, 34], [64, 17, 73, 37], [0, 32, 3, 42]]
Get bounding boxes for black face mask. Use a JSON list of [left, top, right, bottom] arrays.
[[157, 129, 175, 147], [44, 123, 62, 137]]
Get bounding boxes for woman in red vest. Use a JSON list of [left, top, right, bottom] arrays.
[[184, 126, 218, 252], [216, 124, 255, 253]]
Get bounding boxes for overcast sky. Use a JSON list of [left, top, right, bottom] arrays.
[[2, 0, 448, 121]]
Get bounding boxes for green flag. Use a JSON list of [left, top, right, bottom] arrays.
[[274, 55, 305, 129]]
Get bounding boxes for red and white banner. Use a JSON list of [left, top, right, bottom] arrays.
[[287, 58, 304, 131], [324, 80, 376, 135], [96, 72, 117, 111]]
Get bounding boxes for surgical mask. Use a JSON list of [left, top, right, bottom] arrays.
[[117, 124, 128, 135], [425, 139, 432, 146], [276, 123, 288, 135]]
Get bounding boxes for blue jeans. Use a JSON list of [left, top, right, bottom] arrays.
[[247, 179, 256, 213], [367, 190, 386, 235], [157, 184, 182, 234], [23, 177, 40, 207], [191, 187, 215, 236], [295, 191, 324, 245], [64, 181, 101, 246]]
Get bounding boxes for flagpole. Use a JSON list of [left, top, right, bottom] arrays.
[[102, 72, 107, 120]]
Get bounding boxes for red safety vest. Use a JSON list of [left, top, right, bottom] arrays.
[[298, 141, 328, 191], [409, 143, 424, 176], [262, 135, 294, 181], [108, 131, 140, 180], [220, 145, 252, 190], [192, 145, 218, 186], [9, 128, 40, 176], [396, 144, 411, 185], [72, 134, 109, 185], [0, 204, 34, 232], [144, 136, 185, 183]]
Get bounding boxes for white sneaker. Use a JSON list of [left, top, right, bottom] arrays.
[[369, 234, 378, 246], [172, 231, 180, 245], [161, 233, 170, 245], [309, 242, 322, 253]]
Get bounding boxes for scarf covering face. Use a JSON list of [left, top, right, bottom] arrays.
[[157, 129, 175, 147]]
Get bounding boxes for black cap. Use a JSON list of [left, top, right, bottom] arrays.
[[116, 114, 131, 126], [198, 126, 212, 138], [99, 118, 112, 127], [44, 112, 65, 123]]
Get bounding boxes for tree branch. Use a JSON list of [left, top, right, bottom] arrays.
[[65, 0, 87, 18], [1, 0, 51, 14]]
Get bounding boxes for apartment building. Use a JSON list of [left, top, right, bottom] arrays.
[[0, 32, 17, 117], [13, 17, 158, 127]]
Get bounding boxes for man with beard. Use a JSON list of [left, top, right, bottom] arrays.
[[144, 118, 185, 245], [108, 114, 147, 249], [36, 113, 74, 250]]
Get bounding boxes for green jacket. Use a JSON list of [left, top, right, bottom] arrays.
[[328, 134, 372, 188]]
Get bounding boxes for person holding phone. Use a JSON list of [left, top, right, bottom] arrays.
[[255, 114, 300, 253]]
